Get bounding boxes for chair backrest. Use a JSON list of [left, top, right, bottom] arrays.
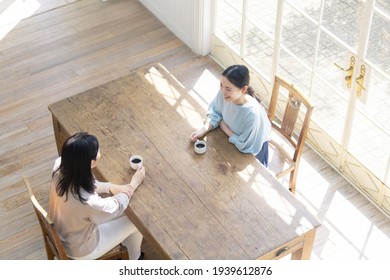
[[268, 75, 314, 162], [22, 176, 70, 260]]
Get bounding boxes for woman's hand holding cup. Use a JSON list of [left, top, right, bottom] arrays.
[[129, 166, 145, 192], [190, 127, 206, 142]]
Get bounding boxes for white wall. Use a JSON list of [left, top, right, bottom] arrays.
[[139, 0, 211, 55]]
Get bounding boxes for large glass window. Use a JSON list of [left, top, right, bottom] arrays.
[[212, 0, 390, 214]]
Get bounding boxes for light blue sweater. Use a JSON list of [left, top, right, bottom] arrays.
[[206, 90, 271, 155]]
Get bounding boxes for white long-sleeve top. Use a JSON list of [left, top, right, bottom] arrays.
[[49, 157, 129, 258], [207, 90, 271, 155]]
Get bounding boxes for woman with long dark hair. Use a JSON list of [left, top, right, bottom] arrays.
[[49, 132, 145, 259], [190, 64, 271, 166]]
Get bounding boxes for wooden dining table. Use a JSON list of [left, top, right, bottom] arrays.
[[48, 63, 321, 260]]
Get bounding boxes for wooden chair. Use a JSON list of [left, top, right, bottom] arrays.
[[267, 76, 314, 194], [22, 175, 129, 260]]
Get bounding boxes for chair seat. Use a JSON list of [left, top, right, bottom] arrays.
[[96, 243, 128, 260], [54, 243, 128, 260], [268, 130, 296, 179]]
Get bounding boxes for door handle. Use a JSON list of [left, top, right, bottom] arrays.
[[334, 56, 355, 88], [355, 64, 366, 96]]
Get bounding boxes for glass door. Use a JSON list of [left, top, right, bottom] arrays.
[[346, 0, 390, 206], [211, 0, 390, 214]]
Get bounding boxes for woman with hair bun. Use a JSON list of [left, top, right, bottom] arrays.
[[190, 64, 271, 166]]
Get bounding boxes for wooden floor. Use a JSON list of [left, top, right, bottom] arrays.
[[1, 0, 389, 260]]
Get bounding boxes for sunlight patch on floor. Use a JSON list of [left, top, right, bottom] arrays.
[[0, 0, 40, 40]]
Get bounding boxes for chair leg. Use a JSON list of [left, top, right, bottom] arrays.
[[289, 169, 297, 195], [44, 240, 55, 260]]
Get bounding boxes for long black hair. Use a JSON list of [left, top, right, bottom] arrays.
[[222, 64, 262, 104], [53, 132, 99, 203]]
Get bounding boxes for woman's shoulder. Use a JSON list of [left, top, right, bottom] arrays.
[[242, 97, 267, 122], [243, 96, 261, 111]]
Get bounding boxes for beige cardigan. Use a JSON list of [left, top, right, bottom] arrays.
[[49, 158, 129, 258]]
